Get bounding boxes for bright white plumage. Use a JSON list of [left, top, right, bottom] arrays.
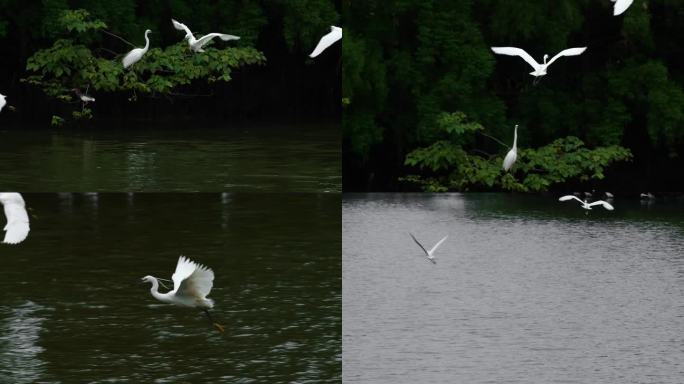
[[1, 192, 30, 245], [612, 0, 634, 16], [0, 93, 6, 112], [171, 19, 240, 53], [309, 26, 342, 58], [122, 29, 152, 68]]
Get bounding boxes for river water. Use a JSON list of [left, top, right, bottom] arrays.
[[343, 193, 684, 383], [0, 193, 341, 383]]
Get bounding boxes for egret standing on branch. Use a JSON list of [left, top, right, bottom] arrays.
[[491, 46, 587, 78], [141, 255, 224, 333], [559, 195, 614, 211], [1, 193, 30, 245], [503, 124, 519, 172], [410, 233, 448, 264], [171, 19, 240, 53], [309, 26, 342, 58], [122, 29, 152, 68], [612, 0, 634, 15]]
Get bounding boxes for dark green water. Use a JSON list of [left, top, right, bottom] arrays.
[[0, 193, 341, 383], [0, 124, 340, 192]]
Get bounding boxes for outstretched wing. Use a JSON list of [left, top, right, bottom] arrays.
[[309, 26, 342, 58], [559, 195, 584, 204], [1, 193, 30, 244], [172, 256, 215, 299], [613, 0, 634, 16], [491, 47, 540, 71], [547, 47, 587, 66], [429, 235, 448, 255], [171, 19, 192, 36], [409, 233, 429, 257], [588, 200, 614, 210], [195, 33, 240, 49]]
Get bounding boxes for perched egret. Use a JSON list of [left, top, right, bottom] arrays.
[[309, 26, 342, 58], [0, 93, 6, 112], [122, 29, 152, 68], [409, 233, 448, 264], [491, 46, 587, 78], [503, 124, 518, 172], [612, 0, 634, 15], [1, 193, 30, 245], [142, 255, 224, 333], [559, 195, 614, 211], [171, 19, 240, 53], [72, 88, 95, 104]]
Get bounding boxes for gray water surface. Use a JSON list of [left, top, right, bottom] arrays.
[[0, 193, 341, 383], [343, 193, 684, 384]]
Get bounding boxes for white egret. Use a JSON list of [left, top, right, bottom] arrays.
[[0, 193, 30, 245], [612, 0, 634, 15], [171, 19, 240, 53], [640, 192, 655, 199], [503, 124, 518, 171], [72, 88, 95, 104], [122, 29, 152, 68], [491, 46, 587, 77], [409, 233, 448, 264], [141, 255, 224, 333], [0, 93, 6, 112], [309, 26, 342, 58], [559, 195, 614, 211]]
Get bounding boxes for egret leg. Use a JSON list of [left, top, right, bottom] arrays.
[[202, 309, 225, 333]]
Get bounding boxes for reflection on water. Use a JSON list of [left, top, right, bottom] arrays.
[[344, 193, 684, 384], [0, 124, 340, 192], [0, 193, 341, 382]]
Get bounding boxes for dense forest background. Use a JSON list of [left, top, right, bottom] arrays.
[[343, 0, 684, 194], [0, 0, 341, 127]]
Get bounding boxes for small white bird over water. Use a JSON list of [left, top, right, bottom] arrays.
[[0, 193, 30, 245], [171, 19, 240, 53], [142, 255, 224, 333], [559, 195, 614, 211], [410, 233, 448, 264], [503, 124, 518, 171], [122, 29, 152, 68], [491, 46, 587, 78], [0, 93, 6, 112], [612, 0, 634, 15], [309, 26, 342, 58]]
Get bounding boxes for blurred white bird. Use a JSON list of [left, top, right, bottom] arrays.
[[171, 19, 240, 53], [559, 195, 614, 211], [72, 88, 95, 104], [410, 233, 448, 264], [503, 124, 518, 171], [309, 26, 342, 58], [142, 255, 224, 332], [604, 192, 614, 199], [1, 193, 30, 245], [640, 192, 655, 199], [612, 0, 634, 15], [0, 93, 6, 112], [122, 29, 152, 68], [491, 46, 587, 78]]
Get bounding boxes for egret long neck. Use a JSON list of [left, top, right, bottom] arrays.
[[513, 125, 518, 149], [148, 277, 167, 302], [143, 32, 151, 50]]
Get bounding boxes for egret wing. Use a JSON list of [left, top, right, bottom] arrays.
[[171, 19, 192, 36], [172, 256, 215, 299], [559, 195, 584, 204], [546, 47, 587, 66], [409, 233, 429, 257], [588, 200, 614, 210], [1, 193, 29, 244], [195, 33, 240, 49], [309, 26, 342, 58], [122, 48, 142, 68], [502, 149, 517, 171], [491, 47, 540, 71], [429, 235, 448, 255], [613, 0, 634, 15]]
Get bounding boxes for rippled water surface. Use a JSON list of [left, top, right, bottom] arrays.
[[343, 193, 684, 383], [0, 193, 341, 383], [0, 124, 339, 192]]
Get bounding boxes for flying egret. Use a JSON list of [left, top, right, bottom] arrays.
[[409, 233, 448, 264], [612, 0, 634, 15], [491, 46, 587, 78], [171, 19, 240, 53], [309, 26, 342, 58], [559, 195, 614, 211], [0, 93, 6, 112], [142, 255, 224, 333], [122, 29, 152, 68], [1, 193, 30, 245], [503, 124, 518, 172]]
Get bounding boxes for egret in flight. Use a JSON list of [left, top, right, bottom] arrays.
[[122, 29, 152, 68], [1, 193, 30, 245], [309, 26, 342, 58], [410, 233, 448, 264], [503, 124, 518, 172], [171, 19, 240, 53], [491, 46, 587, 78], [559, 195, 614, 211], [0, 93, 6, 112], [612, 0, 634, 15], [142, 255, 224, 333]]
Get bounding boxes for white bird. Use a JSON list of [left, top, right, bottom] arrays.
[[309, 26, 342, 58], [503, 124, 518, 171], [410, 233, 448, 264], [604, 192, 614, 198], [0, 93, 6, 112], [491, 46, 587, 77], [171, 19, 240, 53], [640, 192, 655, 199], [1, 193, 30, 245], [72, 88, 95, 103], [559, 195, 614, 211], [612, 0, 634, 15], [122, 29, 152, 68], [141, 255, 224, 332]]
